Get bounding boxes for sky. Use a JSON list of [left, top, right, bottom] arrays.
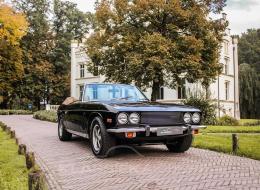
[[67, 0, 260, 35]]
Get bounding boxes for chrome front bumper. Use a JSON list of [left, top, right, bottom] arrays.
[[107, 125, 206, 136]]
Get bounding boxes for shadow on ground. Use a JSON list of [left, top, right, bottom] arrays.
[[69, 135, 183, 159]]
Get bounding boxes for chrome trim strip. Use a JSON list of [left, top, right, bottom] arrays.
[[190, 125, 207, 130], [107, 126, 188, 133], [107, 128, 146, 133], [66, 129, 89, 138]]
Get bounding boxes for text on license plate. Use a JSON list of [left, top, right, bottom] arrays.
[[157, 127, 183, 136]]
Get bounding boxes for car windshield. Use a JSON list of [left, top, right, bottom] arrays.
[[83, 84, 148, 102]]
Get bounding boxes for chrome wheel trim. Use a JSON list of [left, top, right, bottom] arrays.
[[92, 124, 102, 153], [59, 121, 63, 137]]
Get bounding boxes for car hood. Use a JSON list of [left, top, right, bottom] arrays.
[[104, 101, 200, 112]]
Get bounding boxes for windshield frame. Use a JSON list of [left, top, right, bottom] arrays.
[[82, 83, 149, 102]]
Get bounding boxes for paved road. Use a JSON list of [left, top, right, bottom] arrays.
[[0, 115, 260, 190]]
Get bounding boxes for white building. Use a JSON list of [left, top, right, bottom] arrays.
[[70, 17, 240, 119]]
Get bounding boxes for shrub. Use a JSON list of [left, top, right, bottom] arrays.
[[183, 93, 217, 125], [216, 115, 239, 126], [33, 110, 57, 123], [0, 110, 32, 115], [239, 119, 260, 126]]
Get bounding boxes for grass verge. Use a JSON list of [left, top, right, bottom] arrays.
[[0, 128, 28, 190], [193, 133, 260, 160], [33, 110, 57, 123], [202, 125, 260, 133]]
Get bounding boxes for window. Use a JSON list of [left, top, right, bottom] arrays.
[[223, 41, 229, 55], [80, 64, 85, 78], [156, 87, 164, 100], [225, 81, 230, 100], [79, 85, 84, 100], [178, 79, 186, 99], [224, 58, 229, 75]]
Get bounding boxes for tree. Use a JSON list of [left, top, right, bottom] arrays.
[[239, 64, 259, 119], [13, 0, 54, 110], [86, 0, 227, 100], [0, 2, 28, 108], [238, 29, 260, 118], [50, 0, 90, 104]]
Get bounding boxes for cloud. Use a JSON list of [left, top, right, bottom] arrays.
[[227, 0, 260, 10]]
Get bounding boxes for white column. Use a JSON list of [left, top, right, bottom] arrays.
[[232, 36, 240, 119], [71, 40, 78, 98]]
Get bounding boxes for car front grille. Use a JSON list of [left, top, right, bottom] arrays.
[[140, 112, 184, 126]]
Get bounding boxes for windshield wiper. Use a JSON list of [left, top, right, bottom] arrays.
[[118, 96, 133, 100]]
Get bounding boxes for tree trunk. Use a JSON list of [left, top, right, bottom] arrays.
[[151, 80, 160, 101], [205, 85, 210, 99], [0, 91, 9, 109]]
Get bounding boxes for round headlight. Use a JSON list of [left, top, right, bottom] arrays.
[[129, 113, 140, 124], [192, 112, 200, 123], [183, 112, 191, 123], [117, 113, 128, 124]]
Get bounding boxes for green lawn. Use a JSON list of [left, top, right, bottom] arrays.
[[0, 129, 28, 190], [193, 133, 260, 160], [239, 119, 260, 126], [202, 125, 260, 133]]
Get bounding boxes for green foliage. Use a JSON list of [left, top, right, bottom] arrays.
[[238, 29, 260, 118], [239, 119, 260, 126], [193, 133, 260, 160], [0, 128, 28, 190], [0, 3, 28, 109], [33, 110, 57, 123], [86, 0, 227, 100], [202, 125, 260, 133], [183, 93, 217, 125], [239, 63, 259, 119], [0, 109, 32, 115], [50, 0, 90, 104], [11, 0, 91, 109], [216, 115, 239, 126]]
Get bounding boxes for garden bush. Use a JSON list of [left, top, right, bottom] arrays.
[[216, 115, 239, 126], [33, 110, 57, 123], [183, 93, 217, 125], [239, 119, 260, 126], [0, 110, 32, 115]]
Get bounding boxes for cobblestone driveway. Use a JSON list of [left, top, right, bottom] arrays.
[[0, 115, 260, 190]]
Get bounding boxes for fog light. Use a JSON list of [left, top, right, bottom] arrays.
[[125, 132, 136, 138]]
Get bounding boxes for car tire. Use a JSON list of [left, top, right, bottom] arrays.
[[58, 118, 72, 141], [90, 117, 116, 158], [166, 134, 193, 153]]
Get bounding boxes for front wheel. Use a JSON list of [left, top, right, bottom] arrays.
[[166, 134, 193, 153], [58, 118, 72, 141], [90, 117, 116, 158]]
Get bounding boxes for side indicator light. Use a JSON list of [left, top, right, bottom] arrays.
[[125, 132, 136, 138], [193, 129, 199, 135]]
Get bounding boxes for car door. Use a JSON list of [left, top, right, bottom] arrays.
[[64, 103, 82, 132]]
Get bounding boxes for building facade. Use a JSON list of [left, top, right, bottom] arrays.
[[71, 20, 240, 119]]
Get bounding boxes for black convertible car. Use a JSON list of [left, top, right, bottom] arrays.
[[57, 83, 205, 158]]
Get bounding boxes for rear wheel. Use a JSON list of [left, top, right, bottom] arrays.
[[90, 117, 116, 158], [166, 134, 193, 153], [58, 118, 72, 141]]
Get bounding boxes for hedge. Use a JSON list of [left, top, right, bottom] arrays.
[[33, 110, 57, 123], [0, 110, 32, 115]]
